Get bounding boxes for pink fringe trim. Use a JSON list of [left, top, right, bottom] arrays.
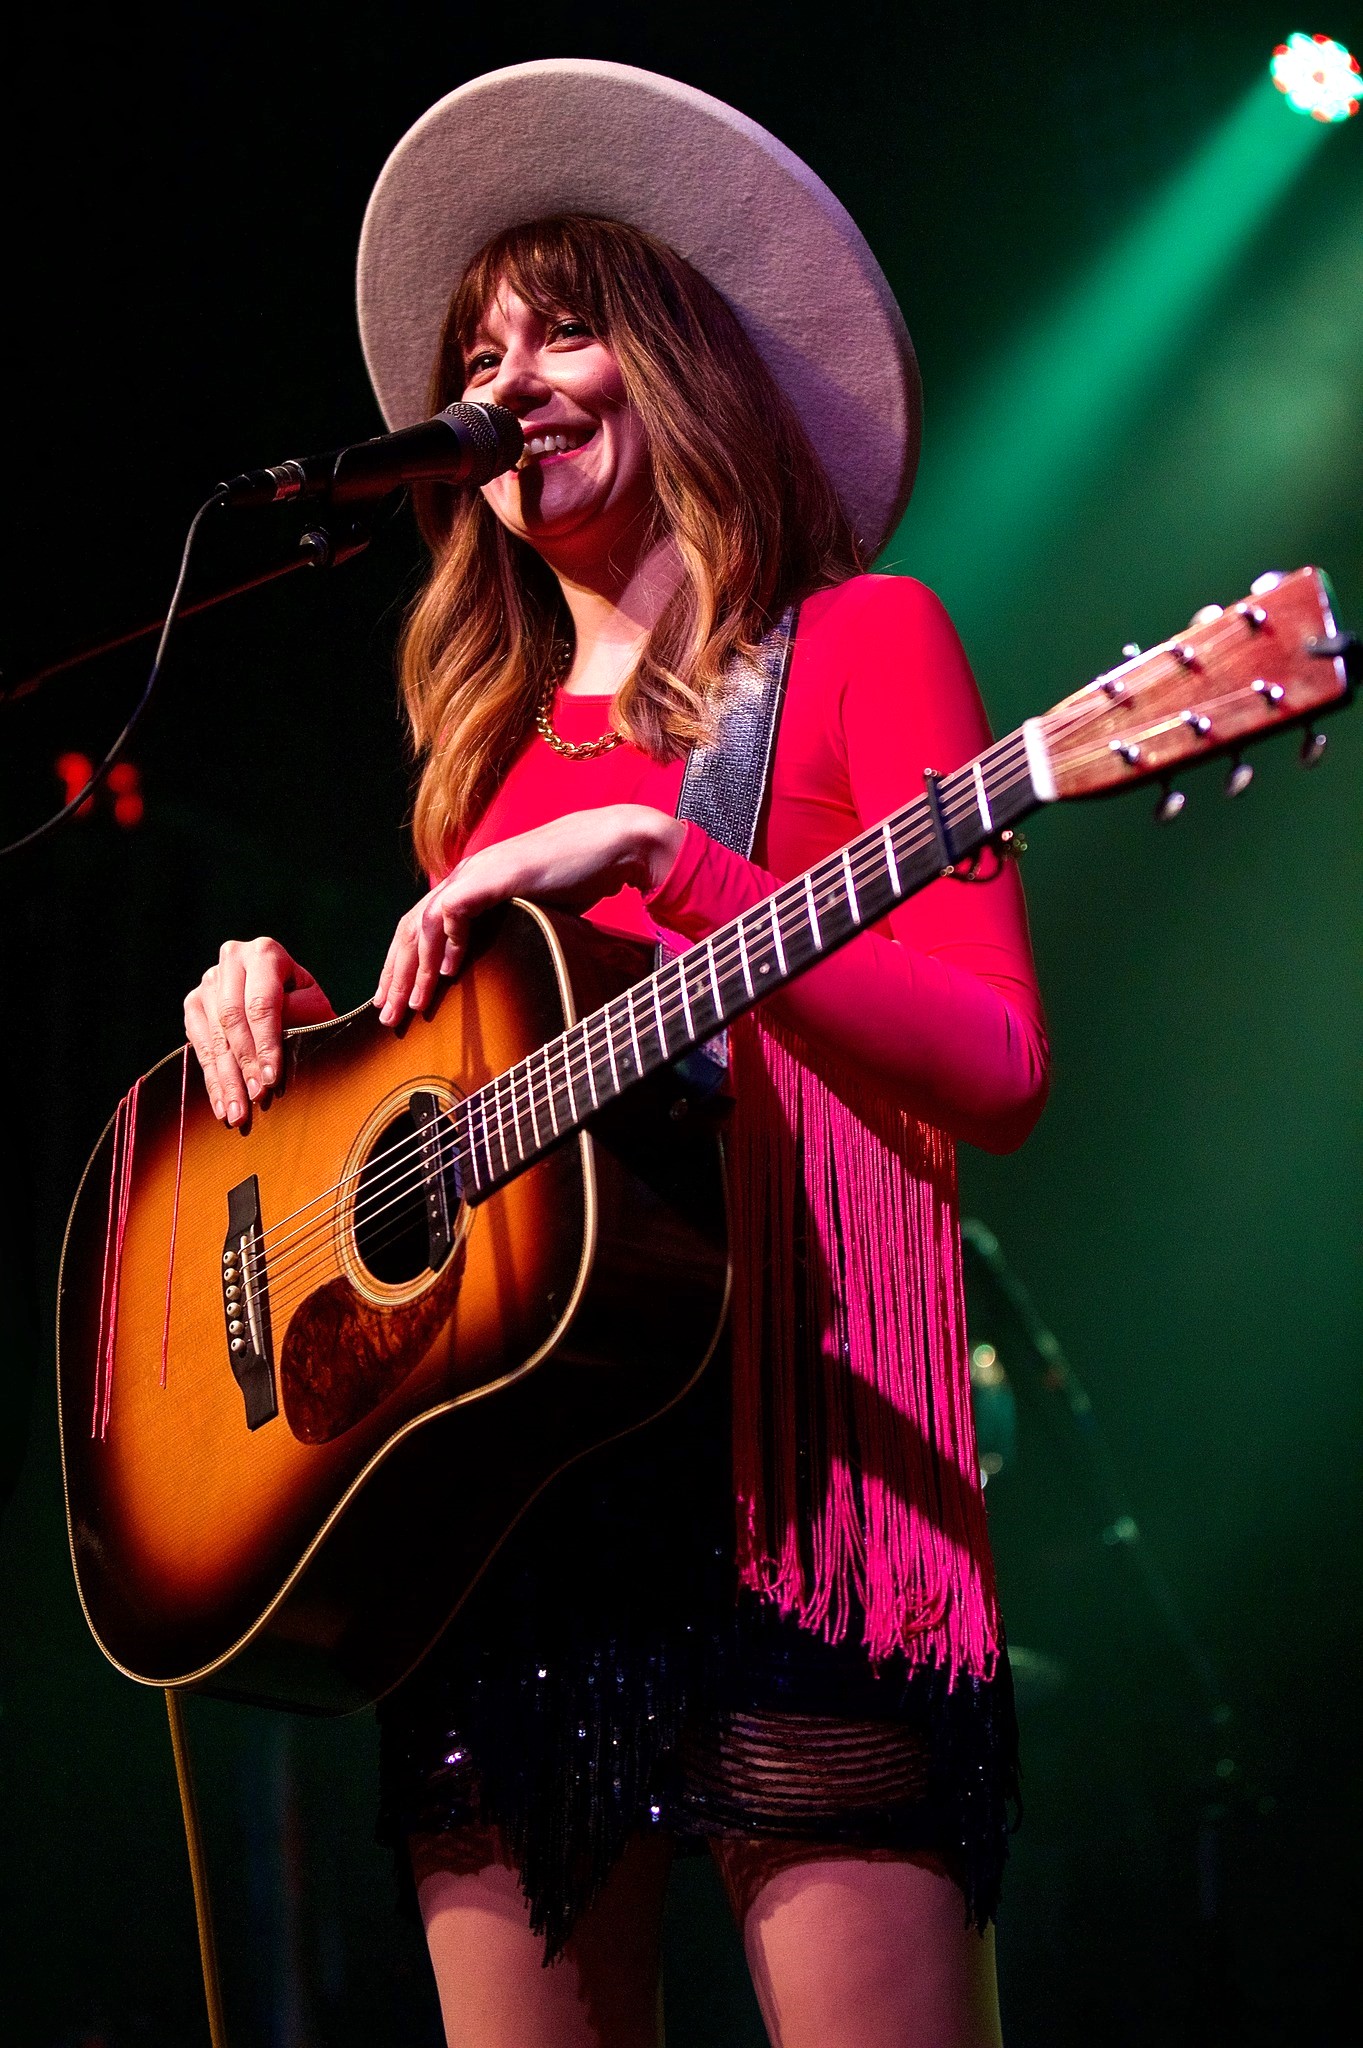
[[727, 1015, 999, 1680]]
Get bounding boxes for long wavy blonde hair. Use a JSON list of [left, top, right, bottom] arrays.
[[400, 214, 861, 875]]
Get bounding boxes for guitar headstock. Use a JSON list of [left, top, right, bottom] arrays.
[[1038, 568, 1354, 801]]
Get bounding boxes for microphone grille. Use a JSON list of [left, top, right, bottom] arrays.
[[441, 400, 524, 478], [476, 402, 524, 470]]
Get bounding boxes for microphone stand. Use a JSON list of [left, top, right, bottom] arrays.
[[961, 1219, 1248, 2035], [0, 503, 385, 857]]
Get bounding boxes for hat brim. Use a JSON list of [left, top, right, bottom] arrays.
[[357, 59, 920, 558]]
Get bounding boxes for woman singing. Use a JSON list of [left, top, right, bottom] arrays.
[[183, 61, 1049, 2048]]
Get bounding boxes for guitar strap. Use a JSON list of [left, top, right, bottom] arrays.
[[659, 602, 799, 1085]]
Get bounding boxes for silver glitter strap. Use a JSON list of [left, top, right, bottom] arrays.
[[660, 604, 799, 1084]]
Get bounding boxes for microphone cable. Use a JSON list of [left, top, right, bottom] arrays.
[[0, 488, 225, 859]]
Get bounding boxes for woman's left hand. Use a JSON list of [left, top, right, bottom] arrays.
[[373, 804, 686, 1023]]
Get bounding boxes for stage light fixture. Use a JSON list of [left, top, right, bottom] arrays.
[[1271, 32, 1360, 121]]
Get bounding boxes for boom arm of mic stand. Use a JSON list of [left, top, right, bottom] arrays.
[[1, 516, 375, 705]]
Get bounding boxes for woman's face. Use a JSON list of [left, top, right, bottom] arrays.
[[462, 283, 654, 566]]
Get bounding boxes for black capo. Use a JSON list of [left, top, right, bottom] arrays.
[[922, 768, 955, 875]]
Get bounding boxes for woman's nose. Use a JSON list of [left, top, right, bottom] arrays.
[[486, 345, 548, 415]]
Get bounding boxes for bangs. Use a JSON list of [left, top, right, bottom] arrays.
[[450, 218, 616, 358]]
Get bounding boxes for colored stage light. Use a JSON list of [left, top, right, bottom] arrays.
[[1271, 32, 1360, 121], [54, 751, 97, 816]]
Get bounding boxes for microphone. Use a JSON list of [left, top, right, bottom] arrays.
[[218, 401, 524, 510]]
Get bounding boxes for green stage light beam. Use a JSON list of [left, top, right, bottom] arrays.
[[887, 75, 1333, 637]]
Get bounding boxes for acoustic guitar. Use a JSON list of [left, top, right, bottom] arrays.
[[57, 567, 1354, 1713]]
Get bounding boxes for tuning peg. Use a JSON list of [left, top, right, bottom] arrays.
[[1250, 571, 1284, 595], [1224, 759, 1254, 798], [1191, 605, 1225, 625], [1236, 601, 1267, 629], [1154, 785, 1187, 824], [1300, 730, 1328, 768], [1121, 642, 1142, 659]]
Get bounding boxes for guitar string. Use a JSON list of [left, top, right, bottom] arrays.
[[240, 644, 1294, 1309], [262, 636, 1308, 1300], [257, 658, 1289, 1312], [239, 793, 1022, 1302], [235, 753, 1017, 1285], [193, 620, 1317, 1319], [235, 750, 1035, 1301], [251, 665, 1280, 1308], [240, 745, 1038, 1295], [156, 617, 1308, 1347], [240, 748, 1029, 1288]]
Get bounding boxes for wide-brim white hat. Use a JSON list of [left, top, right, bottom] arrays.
[[357, 59, 920, 557]]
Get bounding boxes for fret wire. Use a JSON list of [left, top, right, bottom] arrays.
[[625, 985, 643, 1075], [580, 1020, 599, 1109], [478, 1094, 494, 1187], [603, 1005, 622, 1092], [841, 845, 861, 924], [706, 936, 723, 1018], [769, 897, 788, 976], [881, 818, 900, 893], [543, 1043, 560, 1137], [803, 870, 822, 948], [503, 1068, 520, 1160], [492, 1072, 510, 1174], [490, 1082, 506, 1176], [561, 1034, 579, 1121], [525, 1055, 542, 1151], [737, 915, 754, 998], [651, 974, 670, 1061], [491, 1081, 507, 1179], [462, 1105, 481, 1195], [676, 955, 695, 1038]]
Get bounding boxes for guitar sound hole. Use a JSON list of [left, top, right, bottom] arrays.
[[353, 1111, 432, 1286]]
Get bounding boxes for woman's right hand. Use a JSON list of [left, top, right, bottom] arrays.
[[184, 938, 335, 1123]]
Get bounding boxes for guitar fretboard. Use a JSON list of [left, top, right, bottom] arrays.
[[447, 724, 1044, 1201]]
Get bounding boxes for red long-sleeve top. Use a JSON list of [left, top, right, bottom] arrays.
[[459, 574, 1049, 1152]]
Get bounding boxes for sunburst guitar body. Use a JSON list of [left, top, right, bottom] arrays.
[[58, 904, 729, 1713]]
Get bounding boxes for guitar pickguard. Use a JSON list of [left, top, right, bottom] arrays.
[[277, 1241, 467, 1446]]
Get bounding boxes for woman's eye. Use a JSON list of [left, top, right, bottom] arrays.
[[465, 351, 499, 376], [550, 319, 592, 343]]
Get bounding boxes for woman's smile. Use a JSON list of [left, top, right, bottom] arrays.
[[517, 425, 599, 467], [463, 286, 653, 561]]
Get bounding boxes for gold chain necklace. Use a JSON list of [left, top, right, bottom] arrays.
[[534, 646, 625, 761]]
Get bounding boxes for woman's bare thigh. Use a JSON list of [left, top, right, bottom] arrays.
[[711, 1836, 1003, 2048], [414, 1825, 673, 2048]]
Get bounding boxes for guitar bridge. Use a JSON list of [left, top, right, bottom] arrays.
[[222, 1174, 277, 1429]]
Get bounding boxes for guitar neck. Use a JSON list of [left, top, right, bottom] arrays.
[[449, 724, 1049, 1203]]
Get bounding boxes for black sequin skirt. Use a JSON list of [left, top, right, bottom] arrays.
[[377, 1357, 1019, 1956]]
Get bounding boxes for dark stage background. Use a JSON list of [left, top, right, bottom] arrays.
[[2, 5, 1359, 2043]]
